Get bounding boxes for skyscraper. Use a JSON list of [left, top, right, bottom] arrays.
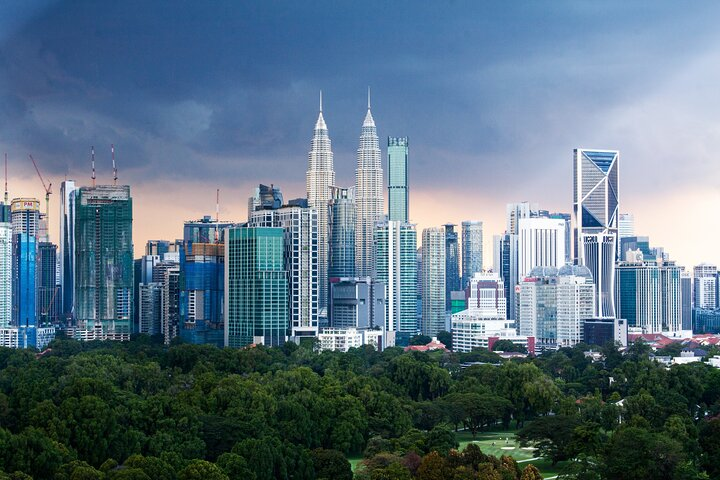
[[616, 250, 682, 333], [375, 220, 417, 341], [10, 198, 41, 236], [306, 93, 335, 312], [249, 203, 319, 338], [694, 263, 717, 309], [0, 223, 11, 328], [179, 216, 233, 347], [387, 137, 408, 223], [328, 186, 356, 279], [12, 233, 36, 332], [573, 149, 619, 318], [225, 226, 288, 348], [355, 92, 383, 278], [461, 221, 483, 289], [59, 180, 76, 321], [37, 242, 59, 325], [421, 227, 446, 337], [74, 185, 133, 341], [517, 217, 566, 281], [444, 224, 460, 310], [248, 184, 283, 220], [618, 213, 635, 239], [681, 270, 692, 331]]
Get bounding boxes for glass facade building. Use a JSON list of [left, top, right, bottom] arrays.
[[12, 233, 36, 332], [375, 221, 417, 340], [444, 224, 460, 311], [573, 149, 619, 318], [0, 224, 10, 328], [37, 242, 59, 325], [387, 137, 408, 223], [225, 226, 288, 348], [328, 187, 356, 279], [461, 221, 483, 289], [179, 216, 234, 347], [74, 185, 133, 340], [59, 180, 76, 321]]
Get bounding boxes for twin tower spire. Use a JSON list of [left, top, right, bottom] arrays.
[[306, 89, 383, 312]]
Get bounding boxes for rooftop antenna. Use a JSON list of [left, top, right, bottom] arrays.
[[367, 86, 371, 110], [215, 188, 220, 243], [111, 144, 117, 186], [319, 90, 323, 112], [91, 146, 96, 187], [4, 153, 7, 204]]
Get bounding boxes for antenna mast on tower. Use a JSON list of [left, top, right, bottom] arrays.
[[91, 146, 96, 187], [4, 153, 7, 204], [111, 144, 118, 186]]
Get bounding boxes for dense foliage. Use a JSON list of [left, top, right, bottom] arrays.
[[0, 336, 717, 479]]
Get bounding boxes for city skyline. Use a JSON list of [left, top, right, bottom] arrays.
[[2, 2, 720, 269]]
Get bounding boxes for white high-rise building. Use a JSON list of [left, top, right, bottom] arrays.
[[355, 91, 383, 278], [573, 149, 619, 318], [693, 263, 717, 309], [421, 228, 445, 336], [618, 213, 635, 239], [0, 223, 11, 327], [249, 205, 319, 338], [518, 265, 595, 349], [306, 92, 335, 313], [517, 217, 566, 281]]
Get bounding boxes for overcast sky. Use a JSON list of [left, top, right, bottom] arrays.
[[2, 1, 720, 267]]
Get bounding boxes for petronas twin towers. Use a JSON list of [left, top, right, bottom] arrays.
[[306, 91, 384, 311]]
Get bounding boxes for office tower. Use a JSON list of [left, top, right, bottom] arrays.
[[37, 242, 59, 325], [179, 216, 234, 347], [548, 213, 572, 264], [59, 180, 76, 321], [421, 227, 446, 337], [328, 187, 356, 279], [618, 213, 635, 239], [518, 265, 594, 349], [387, 137, 408, 222], [355, 93, 383, 278], [416, 248, 422, 334], [461, 221, 483, 288], [248, 184, 283, 219], [444, 224, 460, 310], [573, 149, 619, 318], [0, 224, 10, 327], [10, 198, 41, 236], [12, 233, 36, 332], [329, 277, 386, 330], [145, 239, 181, 256], [306, 95, 335, 312], [138, 283, 162, 335], [225, 226, 288, 348], [450, 291, 467, 315], [506, 202, 538, 236], [375, 221, 417, 340], [249, 204, 318, 338], [583, 318, 628, 347], [681, 270, 692, 331], [452, 272, 529, 352], [694, 263, 717, 309], [616, 250, 683, 333], [517, 217, 566, 280], [74, 185, 133, 341], [161, 266, 180, 344]]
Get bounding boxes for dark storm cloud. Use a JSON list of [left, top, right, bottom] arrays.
[[1, 1, 720, 196]]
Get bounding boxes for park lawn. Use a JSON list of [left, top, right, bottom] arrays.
[[457, 429, 566, 479], [348, 454, 363, 472]]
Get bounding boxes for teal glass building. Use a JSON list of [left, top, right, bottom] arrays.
[[225, 226, 288, 348], [387, 137, 408, 223]]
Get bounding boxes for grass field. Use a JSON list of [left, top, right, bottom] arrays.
[[349, 429, 564, 479]]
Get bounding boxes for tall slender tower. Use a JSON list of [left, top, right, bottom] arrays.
[[355, 89, 383, 277], [306, 91, 335, 313]]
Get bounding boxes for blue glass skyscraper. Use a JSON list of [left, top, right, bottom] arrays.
[[13, 233, 36, 346]]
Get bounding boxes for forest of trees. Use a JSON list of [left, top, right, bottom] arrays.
[[0, 335, 717, 479]]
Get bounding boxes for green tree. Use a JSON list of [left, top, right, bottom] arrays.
[[520, 464, 543, 480], [311, 448, 352, 480], [410, 335, 433, 346], [177, 459, 229, 480], [436, 331, 453, 350], [603, 427, 685, 480], [492, 340, 527, 353], [518, 415, 581, 465], [216, 453, 256, 480]]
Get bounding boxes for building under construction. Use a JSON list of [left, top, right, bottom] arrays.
[[73, 185, 133, 341]]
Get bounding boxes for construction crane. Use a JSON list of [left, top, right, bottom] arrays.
[[28, 154, 52, 223]]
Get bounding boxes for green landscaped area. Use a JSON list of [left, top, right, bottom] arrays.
[[457, 430, 565, 479], [349, 429, 564, 479]]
